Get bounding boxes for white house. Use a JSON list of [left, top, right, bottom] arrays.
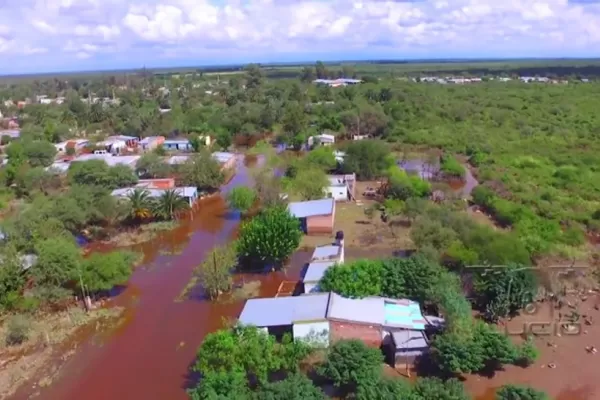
[[324, 173, 355, 201], [308, 134, 335, 147]]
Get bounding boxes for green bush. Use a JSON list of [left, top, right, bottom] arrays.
[[5, 314, 33, 346]]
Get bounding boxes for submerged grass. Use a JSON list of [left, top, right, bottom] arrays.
[[104, 221, 179, 247]]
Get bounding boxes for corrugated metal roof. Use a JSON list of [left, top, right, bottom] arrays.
[[391, 330, 429, 356], [212, 151, 235, 163], [327, 293, 385, 325], [384, 301, 427, 330], [239, 293, 330, 327], [288, 198, 334, 218], [311, 245, 341, 262], [303, 261, 336, 283]]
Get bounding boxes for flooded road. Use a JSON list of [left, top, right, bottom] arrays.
[[13, 154, 305, 400]]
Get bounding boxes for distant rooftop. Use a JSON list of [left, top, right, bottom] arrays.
[[212, 151, 235, 163], [288, 198, 334, 218]]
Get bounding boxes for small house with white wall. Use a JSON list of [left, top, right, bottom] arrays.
[[307, 134, 335, 148], [325, 173, 356, 201]]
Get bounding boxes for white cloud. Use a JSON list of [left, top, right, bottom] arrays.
[[0, 0, 599, 72]]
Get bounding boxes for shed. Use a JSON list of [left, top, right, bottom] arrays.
[[326, 174, 355, 201], [303, 261, 337, 293], [288, 198, 335, 235], [385, 329, 430, 368]]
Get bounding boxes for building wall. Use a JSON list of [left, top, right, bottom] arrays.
[[293, 321, 330, 347], [325, 185, 348, 201], [307, 213, 334, 235], [329, 320, 382, 348]]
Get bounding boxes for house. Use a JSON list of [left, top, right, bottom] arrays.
[[163, 139, 192, 151], [325, 173, 356, 201], [72, 154, 141, 169], [238, 292, 444, 355], [312, 79, 362, 87], [96, 138, 128, 154], [136, 178, 175, 189], [54, 139, 89, 153], [307, 134, 335, 147], [140, 136, 165, 152], [302, 242, 344, 294], [111, 186, 198, 207], [238, 293, 331, 345], [0, 130, 20, 140], [212, 151, 236, 171], [108, 135, 139, 148], [288, 198, 335, 235]]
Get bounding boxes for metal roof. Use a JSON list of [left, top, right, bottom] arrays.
[[167, 155, 190, 165], [303, 261, 337, 283], [288, 198, 334, 218], [111, 186, 197, 199], [327, 293, 385, 325], [391, 330, 429, 356], [384, 300, 427, 330], [212, 151, 235, 163], [311, 245, 341, 262], [238, 293, 331, 327]]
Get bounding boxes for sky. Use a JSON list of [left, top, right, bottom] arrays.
[[1, 0, 600, 75]]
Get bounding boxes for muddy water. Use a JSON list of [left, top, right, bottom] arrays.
[[399, 159, 479, 197], [13, 154, 306, 400]]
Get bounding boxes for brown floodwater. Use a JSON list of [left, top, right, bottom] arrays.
[[399, 159, 479, 197], [11, 154, 307, 400]]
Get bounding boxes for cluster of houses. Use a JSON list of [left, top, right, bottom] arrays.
[[413, 76, 587, 85], [312, 78, 363, 87], [238, 232, 444, 370]]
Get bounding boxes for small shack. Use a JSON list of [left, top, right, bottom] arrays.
[[325, 174, 356, 201], [288, 198, 335, 235], [302, 243, 344, 293]]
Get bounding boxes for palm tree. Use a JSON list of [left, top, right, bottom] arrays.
[[126, 188, 153, 221], [153, 190, 189, 221]]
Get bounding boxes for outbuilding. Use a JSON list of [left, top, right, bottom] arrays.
[[288, 198, 335, 235]]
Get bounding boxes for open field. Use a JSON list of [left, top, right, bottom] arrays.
[[3, 58, 600, 83], [300, 181, 413, 253]]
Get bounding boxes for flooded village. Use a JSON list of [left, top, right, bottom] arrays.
[[2, 137, 599, 400]]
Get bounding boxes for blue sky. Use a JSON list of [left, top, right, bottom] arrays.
[[1, 0, 600, 75]]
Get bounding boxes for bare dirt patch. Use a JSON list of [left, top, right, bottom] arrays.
[[103, 221, 179, 247], [0, 307, 124, 400], [301, 187, 413, 253], [466, 289, 600, 400]]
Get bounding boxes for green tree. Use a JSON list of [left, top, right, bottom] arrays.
[[227, 187, 257, 214], [381, 256, 443, 303], [198, 244, 237, 299], [236, 206, 302, 268], [413, 377, 470, 400], [495, 385, 550, 400], [153, 189, 189, 220], [21, 140, 58, 167], [126, 188, 153, 221], [305, 146, 337, 171], [256, 374, 326, 400], [285, 167, 329, 201], [320, 339, 383, 392], [32, 237, 81, 291], [190, 370, 251, 400], [181, 150, 225, 190], [320, 259, 384, 298], [0, 246, 29, 311], [137, 152, 170, 178], [79, 251, 134, 294], [341, 140, 393, 180]]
